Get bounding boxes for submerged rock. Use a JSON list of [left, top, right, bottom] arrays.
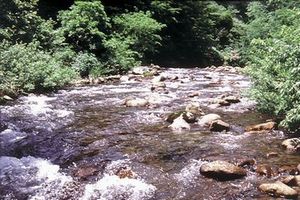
[[187, 92, 199, 97], [255, 164, 274, 178], [168, 114, 191, 131], [282, 138, 300, 152], [151, 81, 166, 88], [217, 99, 231, 107], [237, 159, 256, 168], [266, 152, 279, 158], [115, 167, 135, 179], [198, 114, 221, 126], [74, 166, 99, 180], [209, 120, 230, 132], [200, 160, 247, 181], [278, 165, 299, 175], [245, 121, 276, 132], [258, 181, 298, 199]]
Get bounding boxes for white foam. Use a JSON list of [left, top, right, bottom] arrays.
[[81, 175, 156, 200], [174, 159, 206, 186], [0, 156, 73, 200], [23, 95, 56, 116], [81, 159, 156, 200]]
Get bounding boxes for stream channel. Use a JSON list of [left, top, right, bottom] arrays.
[[0, 66, 299, 200]]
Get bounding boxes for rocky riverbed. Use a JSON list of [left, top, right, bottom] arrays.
[[0, 65, 300, 199]]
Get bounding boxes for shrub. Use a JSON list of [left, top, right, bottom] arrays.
[[103, 36, 140, 74], [244, 2, 300, 131], [58, 1, 110, 52], [112, 11, 165, 57], [71, 52, 103, 77], [0, 42, 77, 94]]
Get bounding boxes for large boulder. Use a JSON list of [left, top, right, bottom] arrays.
[[168, 114, 191, 131], [258, 181, 298, 199], [198, 114, 221, 126], [200, 160, 247, 181], [282, 138, 300, 152], [209, 120, 230, 132]]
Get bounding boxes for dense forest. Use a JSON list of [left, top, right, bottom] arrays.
[[1, 0, 300, 132]]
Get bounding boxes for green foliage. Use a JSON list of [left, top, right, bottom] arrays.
[[58, 1, 109, 52], [242, 1, 300, 131], [112, 11, 165, 56], [0, 0, 40, 43], [0, 42, 76, 94], [103, 36, 140, 74], [71, 52, 103, 77]]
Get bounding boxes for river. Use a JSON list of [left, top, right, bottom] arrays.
[[0, 66, 298, 199]]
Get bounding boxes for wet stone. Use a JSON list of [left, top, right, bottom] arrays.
[[255, 164, 274, 178], [198, 114, 221, 126], [200, 160, 247, 181], [115, 167, 135, 179], [245, 121, 276, 132], [237, 159, 256, 168], [282, 138, 300, 152], [166, 111, 196, 124], [168, 114, 191, 131], [185, 102, 204, 116], [266, 152, 279, 158], [259, 181, 298, 199], [125, 98, 149, 107], [209, 120, 230, 132], [278, 165, 299, 175], [282, 175, 300, 187], [74, 166, 99, 180], [223, 95, 240, 103]]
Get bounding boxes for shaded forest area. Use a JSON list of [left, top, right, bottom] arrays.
[[1, 0, 300, 131]]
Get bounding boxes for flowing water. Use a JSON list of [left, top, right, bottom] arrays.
[[0, 67, 299, 200]]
